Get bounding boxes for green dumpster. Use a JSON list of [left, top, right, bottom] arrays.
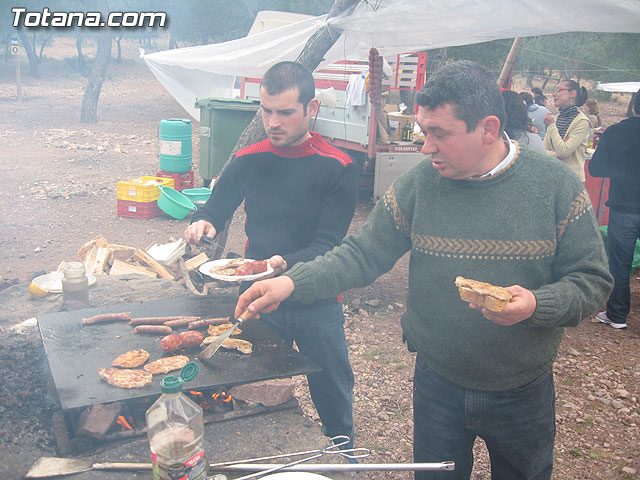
[[195, 97, 260, 184], [599, 226, 640, 275]]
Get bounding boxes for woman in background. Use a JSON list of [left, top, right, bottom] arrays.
[[584, 98, 602, 147], [502, 90, 546, 153], [544, 80, 591, 182], [584, 98, 602, 129]]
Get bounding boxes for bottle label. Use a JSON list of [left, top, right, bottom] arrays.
[[151, 447, 207, 480]]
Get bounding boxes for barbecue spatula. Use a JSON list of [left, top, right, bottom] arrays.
[[26, 457, 151, 478], [197, 308, 254, 359]]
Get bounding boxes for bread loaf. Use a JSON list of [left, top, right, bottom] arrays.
[[455, 276, 512, 312]]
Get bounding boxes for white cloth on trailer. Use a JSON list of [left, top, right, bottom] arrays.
[[345, 74, 367, 108]]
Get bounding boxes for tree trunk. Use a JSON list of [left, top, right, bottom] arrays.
[[39, 33, 53, 59], [76, 34, 86, 74], [17, 30, 39, 77], [115, 36, 122, 61], [209, 0, 360, 258], [80, 23, 112, 123]]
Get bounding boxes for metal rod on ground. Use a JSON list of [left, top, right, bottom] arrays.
[[26, 458, 455, 478], [206, 461, 456, 474]]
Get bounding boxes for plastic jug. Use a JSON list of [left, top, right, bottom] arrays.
[[146, 363, 207, 480]]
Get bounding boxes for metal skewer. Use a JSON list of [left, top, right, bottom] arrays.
[[210, 435, 369, 479]]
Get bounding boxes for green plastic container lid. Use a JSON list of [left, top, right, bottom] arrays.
[[160, 362, 199, 393], [194, 97, 260, 110]]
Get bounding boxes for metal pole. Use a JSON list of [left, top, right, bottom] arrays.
[[15, 49, 22, 103], [207, 461, 456, 474]]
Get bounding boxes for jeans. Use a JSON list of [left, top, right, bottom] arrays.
[[606, 209, 640, 323], [413, 355, 555, 480], [260, 303, 355, 448]]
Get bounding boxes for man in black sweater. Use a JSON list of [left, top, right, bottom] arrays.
[[588, 88, 640, 329], [184, 61, 359, 447]]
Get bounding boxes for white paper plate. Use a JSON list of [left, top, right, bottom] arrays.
[[32, 272, 97, 293], [199, 259, 274, 282], [261, 473, 331, 479]]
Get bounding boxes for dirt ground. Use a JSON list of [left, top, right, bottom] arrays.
[[0, 38, 639, 479]]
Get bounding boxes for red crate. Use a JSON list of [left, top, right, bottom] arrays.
[[155, 169, 195, 191], [116, 199, 162, 219]]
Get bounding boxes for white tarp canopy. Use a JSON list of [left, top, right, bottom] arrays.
[[597, 82, 640, 93], [142, 0, 640, 118]]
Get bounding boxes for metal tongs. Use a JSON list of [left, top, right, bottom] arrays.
[[208, 435, 370, 480]]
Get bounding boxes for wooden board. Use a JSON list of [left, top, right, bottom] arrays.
[[109, 259, 156, 277]]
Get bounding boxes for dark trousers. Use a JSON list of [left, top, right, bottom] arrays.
[[606, 209, 640, 323], [261, 303, 355, 448], [413, 355, 555, 480]]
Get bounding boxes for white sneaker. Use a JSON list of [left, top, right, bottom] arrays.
[[596, 312, 627, 329]]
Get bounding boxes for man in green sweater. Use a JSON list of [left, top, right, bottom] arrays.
[[235, 61, 613, 479]]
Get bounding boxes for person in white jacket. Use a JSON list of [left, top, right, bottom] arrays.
[[543, 80, 591, 182]]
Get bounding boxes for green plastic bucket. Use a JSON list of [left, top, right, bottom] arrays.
[[181, 187, 212, 204], [157, 186, 197, 219], [159, 118, 192, 174]]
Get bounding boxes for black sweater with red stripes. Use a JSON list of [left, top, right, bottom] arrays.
[[193, 133, 359, 305]]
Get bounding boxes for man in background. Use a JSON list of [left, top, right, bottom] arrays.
[[589, 88, 640, 330]]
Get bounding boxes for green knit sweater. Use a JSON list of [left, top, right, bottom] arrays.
[[286, 145, 613, 391]]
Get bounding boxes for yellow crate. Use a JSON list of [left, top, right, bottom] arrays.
[[116, 176, 175, 202]]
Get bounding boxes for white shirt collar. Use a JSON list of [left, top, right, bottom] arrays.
[[478, 132, 516, 178]]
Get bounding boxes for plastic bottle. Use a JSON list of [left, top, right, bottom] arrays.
[[402, 121, 412, 141], [61, 261, 89, 303], [146, 363, 207, 480]]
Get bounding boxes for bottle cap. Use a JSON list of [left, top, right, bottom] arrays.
[[160, 375, 182, 393]]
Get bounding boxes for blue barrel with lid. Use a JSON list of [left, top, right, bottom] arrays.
[[159, 118, 192, 173]]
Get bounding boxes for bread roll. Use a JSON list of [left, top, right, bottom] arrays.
[[455, 276, 512, 312]]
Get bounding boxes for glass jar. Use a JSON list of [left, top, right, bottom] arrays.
[[62, 261, 89, 303]]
